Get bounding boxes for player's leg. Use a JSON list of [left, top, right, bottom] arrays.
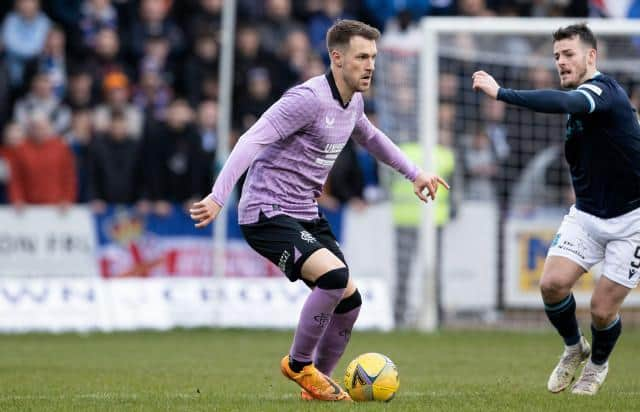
[[313, 276, 361, 377], [307, 217, 362, 378], [540, 256, 585, 347], [572, 234, 636, 395], [541, 256, 592, 393], [542, 208, 604, 393], [287, 247, 348, 370], [281, 247, 352, 401], [240, 214, 351, 401]]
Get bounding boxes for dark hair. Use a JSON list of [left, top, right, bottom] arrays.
[[552, 23, 597, 50], [326, 19, 380, 52]]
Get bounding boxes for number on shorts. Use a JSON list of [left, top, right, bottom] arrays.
[[632, 246, 640, 269]]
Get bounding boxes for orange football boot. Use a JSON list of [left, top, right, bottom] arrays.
[[280, 355, 351, 401]]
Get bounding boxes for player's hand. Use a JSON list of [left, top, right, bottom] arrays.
[[189, 196, 222, 228], [472, 70, 500, 99], [413, 171, 450, 203]]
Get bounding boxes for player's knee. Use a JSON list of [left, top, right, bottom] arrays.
[[590, 299, 617, 327], [539, 274, 571, 301], [316, 267, 349, 290], [335, 289, 362, 314]]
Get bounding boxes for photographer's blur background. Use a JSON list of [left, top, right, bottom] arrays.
[[1, 0, 640, 332]]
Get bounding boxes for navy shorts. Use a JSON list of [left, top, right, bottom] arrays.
[[240, 212, 346, 282]]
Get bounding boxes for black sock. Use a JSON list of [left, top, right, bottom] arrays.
[[591, 316, 621, 365], [289, 357, 312, 373], [544, 293, 580, 346]]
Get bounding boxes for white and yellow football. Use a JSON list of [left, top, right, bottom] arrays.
[[344, 353, 399, 401]]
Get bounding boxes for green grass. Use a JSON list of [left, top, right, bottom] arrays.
[[1, 329, 640, 411]]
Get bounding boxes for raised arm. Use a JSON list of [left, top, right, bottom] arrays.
[[472, 70, 592, 114], [351, 113, 449, 202]]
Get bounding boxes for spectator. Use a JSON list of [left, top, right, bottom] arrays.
[[65, 109, 94, 202], [363, 0, 431, 30], [182, 30, 219, 106], [258, 0, 304, 56], [0, 123, 25, 204], [186, 0, 221, 42], [44, 0, 81, 29], [25, 25, 67, 100], [64, 66, 96, 110], [141, 99, 204, 212], [195, 99, 218, 196], [85, 27, 131, 86], [277, 28, 312, 85], [14, 71, 72, 134], [88, 110, 140, 209], [235, 67, 275, 132], [457, 0, 494, 16], [78, 0, 118, 51], [127, 0, 185, 61], [132, 67, 172, 122], [308, 0, 353, 62], [463, 126, 497, 200], [2, 0, 51, 87], [8, 112, 76, 206], [301, 53, 326, 80], [0, 53, 11, 127], [94, 71, 144, 140], [140, 33, 177, 87], [234, 24, 279, 99]]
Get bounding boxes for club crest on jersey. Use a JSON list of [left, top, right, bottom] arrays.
[[300, 231, 316, 243]]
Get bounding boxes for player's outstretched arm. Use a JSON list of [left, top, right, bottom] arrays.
[[471, 70, 500, 99], [413, 170, 450, 203], [190, 196, 222, 228], [472, 70, 592, 114]]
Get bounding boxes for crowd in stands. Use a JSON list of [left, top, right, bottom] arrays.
[[0, 0, 625, 214]]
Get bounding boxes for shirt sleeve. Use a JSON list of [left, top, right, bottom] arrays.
[[351, 113, 420, 182], [576, 80, 612, 113], [208, 117, 280, 206], [497, 88, 592, 114], [261, 86, 319, 139]]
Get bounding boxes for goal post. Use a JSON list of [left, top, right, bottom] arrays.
[[404, 18, 640, 331]]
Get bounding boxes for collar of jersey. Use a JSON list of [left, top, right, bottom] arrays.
[[325, 70, 350, 109]]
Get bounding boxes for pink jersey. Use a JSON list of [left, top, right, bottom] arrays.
[[210, 73, 419, 224]]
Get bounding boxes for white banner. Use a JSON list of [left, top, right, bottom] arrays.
[[0, 277, 393, 332], [441, 201, 498, 311], [504, 214, 640, 308], [0, 206, 99, 278]]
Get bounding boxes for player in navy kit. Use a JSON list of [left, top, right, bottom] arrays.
[[473, 23, 640, 395], [189, 19, 449, 401]]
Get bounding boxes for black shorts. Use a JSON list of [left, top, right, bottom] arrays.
[[240, 212, 346, 282]]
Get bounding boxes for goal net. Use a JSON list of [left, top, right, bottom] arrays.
[[375, 18, 640, 330]]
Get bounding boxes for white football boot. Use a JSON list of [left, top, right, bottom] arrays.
[[547, 336, 591, 393], [571, 360, 608, 395]]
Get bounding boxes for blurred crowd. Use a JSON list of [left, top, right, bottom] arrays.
[[0, 0, 628, 214]]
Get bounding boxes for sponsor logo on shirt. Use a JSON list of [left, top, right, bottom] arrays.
[[325, 115, 335, 128]]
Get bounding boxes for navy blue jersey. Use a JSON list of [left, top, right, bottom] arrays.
[[565, 73, 640, 218], [498, 72, 640, 218]]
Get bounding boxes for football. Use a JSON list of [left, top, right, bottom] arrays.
[[344, 353, 399, 401]]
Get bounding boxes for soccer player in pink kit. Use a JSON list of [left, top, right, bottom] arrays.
[[190, 19, 449, 401]]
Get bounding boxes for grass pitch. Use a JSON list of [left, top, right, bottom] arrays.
[[2, 328, 640, 411]]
